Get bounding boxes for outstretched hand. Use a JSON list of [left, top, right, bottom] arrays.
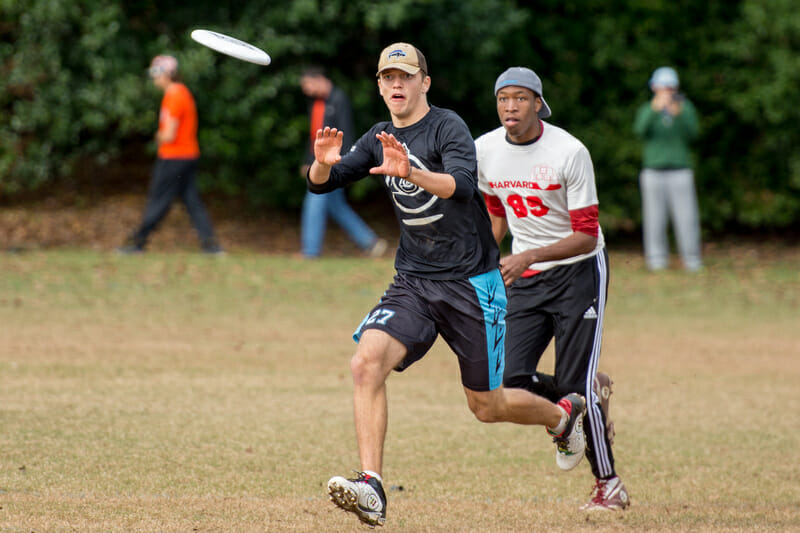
[[314, 127, 344, 166], [369, 132, 411, 179]]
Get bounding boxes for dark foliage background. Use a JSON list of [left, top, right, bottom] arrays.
[[2, 0, 799, 235]]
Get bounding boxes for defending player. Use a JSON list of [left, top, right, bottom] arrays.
[[309, 45, 587, 527], [475, 67, 630, 511]]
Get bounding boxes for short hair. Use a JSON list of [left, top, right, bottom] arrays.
[[301, 65, 327, 79], [150, 55, 177, 75]]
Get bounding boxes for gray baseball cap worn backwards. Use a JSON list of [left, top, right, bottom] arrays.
[[494, 67, 552, 118]]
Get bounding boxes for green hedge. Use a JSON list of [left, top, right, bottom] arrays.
[[2, 0, 799, 232]]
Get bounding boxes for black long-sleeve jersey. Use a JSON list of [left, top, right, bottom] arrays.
[[308, 105, 499, 280]]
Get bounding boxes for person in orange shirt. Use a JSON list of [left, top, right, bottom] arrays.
[[118, 55, 222, 254]]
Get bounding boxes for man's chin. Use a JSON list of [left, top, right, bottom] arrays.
[[387, 100, 407, 113]]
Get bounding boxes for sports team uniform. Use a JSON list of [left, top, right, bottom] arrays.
[[475, 120, 616, 479], [308, 106, 505, 391]]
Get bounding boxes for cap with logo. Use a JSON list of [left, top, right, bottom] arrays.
[[493, 67, 552, 118], [376, 43, 428, 77]]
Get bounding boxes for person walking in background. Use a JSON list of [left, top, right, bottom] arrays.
[[476, 67, 629, 511], [118, 55, 222, 255], [299, 66, 387, 259], [633, 66, 702, 272], [310, 44, 587, 527]]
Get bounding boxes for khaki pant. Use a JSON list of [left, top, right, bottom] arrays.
[[639, 168, 703, 271]]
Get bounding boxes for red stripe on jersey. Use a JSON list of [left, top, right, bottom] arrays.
[[570, 204, 599, 237], [483, 193, 507, 217]]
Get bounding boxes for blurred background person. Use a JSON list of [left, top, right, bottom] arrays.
[[118, 54, 222, 255], [299, 66, 387, 259], [633, 66, 702, 272]]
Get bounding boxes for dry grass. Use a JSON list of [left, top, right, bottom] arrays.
[[1, 245, 799, 532]]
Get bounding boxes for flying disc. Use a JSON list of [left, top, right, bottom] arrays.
[[190, 29, 271, 66]]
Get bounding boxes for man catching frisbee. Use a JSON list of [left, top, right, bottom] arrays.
[[308, 43, 587, 527]]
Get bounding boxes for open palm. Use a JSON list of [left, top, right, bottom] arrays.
[[314, 127, 344, 166], [370, 132, 410, 178]]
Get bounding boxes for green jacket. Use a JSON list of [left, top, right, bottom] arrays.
[[633, 98, 699, 169]]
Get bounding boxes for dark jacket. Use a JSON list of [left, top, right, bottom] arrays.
[[304, 85, 354, 165]]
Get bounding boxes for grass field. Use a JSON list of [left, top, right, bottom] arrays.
[[1, 245, 799, 532]]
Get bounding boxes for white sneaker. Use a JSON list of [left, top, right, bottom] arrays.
[[328, 471, 387, 526], [548, 393, 587, 470], [367, 238, 388, 258]]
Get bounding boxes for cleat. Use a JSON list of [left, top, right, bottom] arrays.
[[580, 476, 630, 511], [328, 471, 387, 526], [593, 372, 615, 445], [548, 393, 587, 470]]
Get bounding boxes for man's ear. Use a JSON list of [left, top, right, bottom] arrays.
[[422, 75, 431, 93]]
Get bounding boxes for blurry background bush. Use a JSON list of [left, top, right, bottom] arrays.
[[1, 0, 799, 235]]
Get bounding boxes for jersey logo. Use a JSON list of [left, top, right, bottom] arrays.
[[531, 165, 557, 181], [530, 182, 561, 191], [528, 165, 562, 191], [488, 179, 561, 191], [384, 143, 443, 226]]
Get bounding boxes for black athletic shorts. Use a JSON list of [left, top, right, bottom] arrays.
[[353, 270, 507, 391]]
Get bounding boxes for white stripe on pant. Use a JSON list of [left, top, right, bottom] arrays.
[[585, 251, 614, 479]]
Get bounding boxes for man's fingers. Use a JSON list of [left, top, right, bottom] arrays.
[[375, 131, 400, 146], [502, 269, 518, 286], [500, 260, 523, 286], [313, 126, 344, 166], [317, 127, 343, 139]]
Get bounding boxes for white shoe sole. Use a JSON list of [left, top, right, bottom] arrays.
[[328, 477, 385, 526]]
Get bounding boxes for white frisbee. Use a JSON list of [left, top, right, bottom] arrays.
[[190, 29, 271, 66]]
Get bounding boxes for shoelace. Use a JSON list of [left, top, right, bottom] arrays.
[[348, 470, 369, 483], [589, 479, 608, 504], [553, 435, 569, 452]]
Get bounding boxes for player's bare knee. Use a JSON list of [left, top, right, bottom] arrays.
[[350, 349, 384, 386], [466, 392, 503, 423], [471, 404, 503, 423], [349, 352, 372, 384]]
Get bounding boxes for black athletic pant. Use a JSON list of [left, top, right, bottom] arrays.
[[132, 158, 216, 248], [503, 250, 616, 480]]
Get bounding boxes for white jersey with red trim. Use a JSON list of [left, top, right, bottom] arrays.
[[475, 121, 605, 272]]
